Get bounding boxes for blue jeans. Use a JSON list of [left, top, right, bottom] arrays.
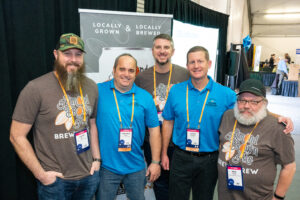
[[37, 170, 100, 200], [96, 167, 146, 200]]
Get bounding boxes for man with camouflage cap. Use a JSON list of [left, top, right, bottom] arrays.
[[10, 33, 101, 199]]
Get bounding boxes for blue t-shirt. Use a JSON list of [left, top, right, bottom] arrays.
[[277, 59, 288, 74], [96, 80, 159, 175], [162, 76, 236, 152]]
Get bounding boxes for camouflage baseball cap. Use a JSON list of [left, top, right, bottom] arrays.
[[57, 33, 85, 52]]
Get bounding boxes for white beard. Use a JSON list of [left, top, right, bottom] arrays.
[[234, 102, 268, 126]]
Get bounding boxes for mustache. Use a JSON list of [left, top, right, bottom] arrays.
[[65, 62, 81, 68]]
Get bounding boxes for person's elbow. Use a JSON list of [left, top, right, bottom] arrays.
[[283, 162, 296, 175]]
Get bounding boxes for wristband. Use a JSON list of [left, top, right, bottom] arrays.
[[151, 160, 161, 164], [93, 158, 102, 162], [274, 192, 285, 200]]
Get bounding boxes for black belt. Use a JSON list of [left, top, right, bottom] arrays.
[[175, 145, 218, 157]]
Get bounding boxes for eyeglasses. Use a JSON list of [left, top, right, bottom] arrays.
[[237, 99, 264, 106]]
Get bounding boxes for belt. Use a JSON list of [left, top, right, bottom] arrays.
[[175, 145, 218, 157]]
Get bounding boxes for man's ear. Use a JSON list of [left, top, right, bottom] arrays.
[[53, 49, 58, 60]]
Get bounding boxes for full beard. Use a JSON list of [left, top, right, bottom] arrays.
[[234, 103, 268, 126], [54, 60, 86, 93]]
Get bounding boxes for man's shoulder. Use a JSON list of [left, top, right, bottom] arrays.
[[172, 64, 187, 72], [222, 109, 234, 119], [26, 72, 55, 89], [137, 66, 154, 77], [264, 113, 285, 129], [97, 80, 111, 90], [170, 80, 188, 92], [211, 80, 235, 96], [135, 84, 153, 99]]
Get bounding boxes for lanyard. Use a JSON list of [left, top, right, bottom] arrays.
[[186, 85, 210, 129], [229, 120, 259, 160], [55, 73, 86, 126], [113, 88, 135, 129], [153, 64, 172, 106]]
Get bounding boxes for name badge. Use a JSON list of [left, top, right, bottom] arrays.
[[157, 111, 163, 125], [185, 128, 199, 152], [74, 128, 90, 154], [226, 165, 244, 191], [118, 128, 132, 152]]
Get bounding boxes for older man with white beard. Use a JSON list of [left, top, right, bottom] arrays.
[[217, 79, 296, 200], [10, 33, 100, 200]]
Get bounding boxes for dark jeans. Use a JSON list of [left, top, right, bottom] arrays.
[[37, 170, 100, 200], [169, 148, 218, 200], [144, 140, 174, 200], [96, 167, 146, 200]]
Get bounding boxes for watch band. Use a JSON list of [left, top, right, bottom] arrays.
[[274, 192, 285, 200], [151, 160, 161, 164], [93, 158, 102, 162]]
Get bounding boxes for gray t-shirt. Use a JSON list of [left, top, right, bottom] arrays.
[[217, 109, 295, 200], [12, 72, 98, 180], [135, 64, 189, 112]]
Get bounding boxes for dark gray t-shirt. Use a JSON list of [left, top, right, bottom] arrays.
[[12, 72, 98, 180], [217, 109, 295, 200], [135, 64, 189, 112]]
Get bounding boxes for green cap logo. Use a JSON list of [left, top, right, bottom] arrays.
[[57, 33, 85, 52]]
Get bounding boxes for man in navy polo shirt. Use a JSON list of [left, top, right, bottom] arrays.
[[96, 53, 161, 200]]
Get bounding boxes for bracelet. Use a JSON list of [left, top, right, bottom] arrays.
[[274, 192, 285, 200], [93, 158, 102, 162], [151, 160, 161, 164]]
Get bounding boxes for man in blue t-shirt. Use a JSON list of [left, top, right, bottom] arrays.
[[96, 53, 161, 200]]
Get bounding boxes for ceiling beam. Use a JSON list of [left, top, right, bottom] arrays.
[[253, 23, 300, 25], [247, 0, 252, 37]]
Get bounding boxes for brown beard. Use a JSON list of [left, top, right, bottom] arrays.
[[54, 59, 86, 93]]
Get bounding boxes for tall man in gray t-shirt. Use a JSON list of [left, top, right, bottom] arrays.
[[10, 33, 101, 200], [135, 34, 189, 200]]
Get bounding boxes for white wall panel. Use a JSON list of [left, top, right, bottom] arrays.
[[252, 37, 300, 62]]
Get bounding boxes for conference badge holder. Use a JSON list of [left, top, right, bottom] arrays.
[[226, 165, 244, 191], [74, 128, 90, 154], [157, 111, 163, 126], [118, 128, 133, 152], [185, 128, 200, 152]]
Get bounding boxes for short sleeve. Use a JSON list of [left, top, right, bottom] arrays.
[[12, 81, 41, 124], [226, 88, 237, 110], [162, 86, 175, 120], [90, 83, 98, 119], [273, 132, 295, 165], [144, 92, 159, 128]]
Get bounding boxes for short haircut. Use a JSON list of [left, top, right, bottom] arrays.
[[113, 53, 137, 70], [153, 34, 174, 49], [186, 46, 209, 64], [271, 54, 275, 56]]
